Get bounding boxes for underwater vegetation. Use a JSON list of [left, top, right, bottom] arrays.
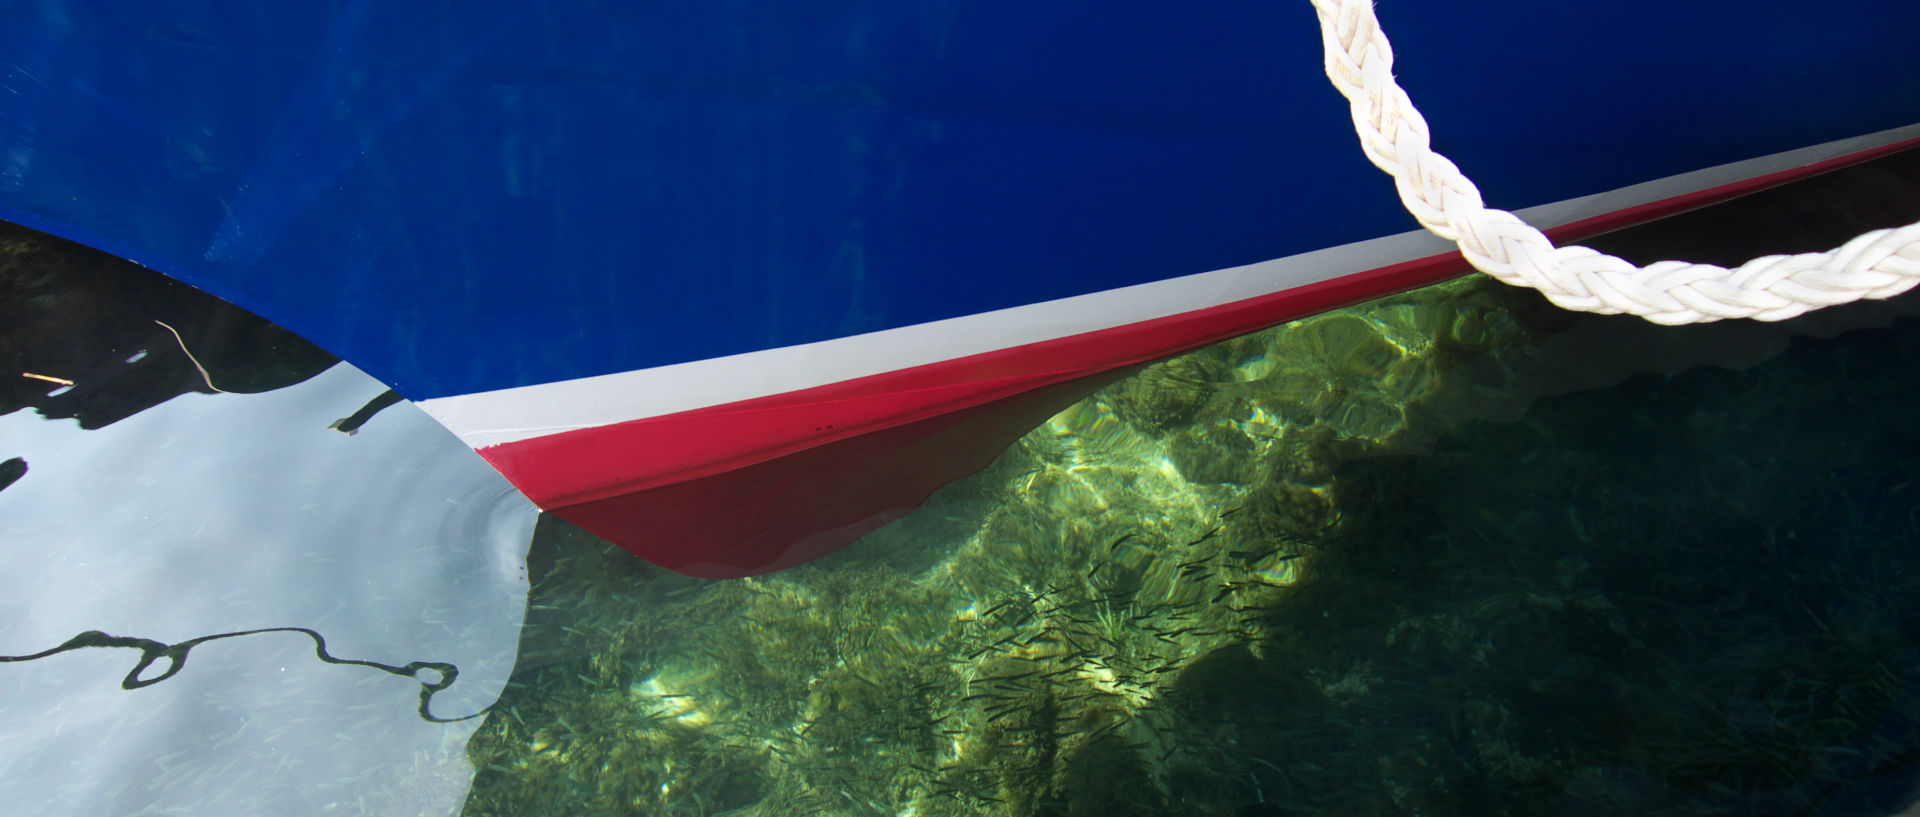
[[458, 262, 1920, 817]]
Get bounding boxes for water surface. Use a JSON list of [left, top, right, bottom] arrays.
[[3, 153, 1919, 817]]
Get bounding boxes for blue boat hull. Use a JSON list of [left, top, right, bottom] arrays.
[[5, 1, 1918, 573], [1, 1, 1914, 399]]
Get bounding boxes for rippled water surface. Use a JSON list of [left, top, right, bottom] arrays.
[[5, 154, 1920, 817]]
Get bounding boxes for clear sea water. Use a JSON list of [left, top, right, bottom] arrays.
[[3, 152, 1918, 817]]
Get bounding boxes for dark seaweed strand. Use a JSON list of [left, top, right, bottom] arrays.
[[0, 628, 474, 723]]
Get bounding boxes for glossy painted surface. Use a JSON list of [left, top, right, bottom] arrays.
[[1, 1, 1917, 400]]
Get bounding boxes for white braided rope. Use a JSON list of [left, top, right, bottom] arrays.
[[1311, 0, 1920, 324]]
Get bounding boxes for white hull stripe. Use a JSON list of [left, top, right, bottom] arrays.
[[420, 122, 1920, 450]]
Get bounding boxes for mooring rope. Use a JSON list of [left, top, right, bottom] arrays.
[[1309, 0, 1920, 324]]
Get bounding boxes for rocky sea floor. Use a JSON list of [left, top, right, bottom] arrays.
[[459, 268, 1920, 817]]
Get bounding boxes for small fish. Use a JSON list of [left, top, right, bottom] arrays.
[[969, 634, 1020, 658], [1187, 526, 1223, 547]]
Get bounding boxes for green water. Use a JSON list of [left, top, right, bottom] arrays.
[[459, 270, 1920, 817], [4, 151, 1918, 816]]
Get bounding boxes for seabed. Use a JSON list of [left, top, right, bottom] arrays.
[[463, 267, 1920, 817]]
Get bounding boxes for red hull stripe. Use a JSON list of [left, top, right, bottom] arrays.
[[483, 252, 1469, 577], [555, 371, 1138, 578], [478, 137, 1920, 577], [1543, 134, 1920, 243]]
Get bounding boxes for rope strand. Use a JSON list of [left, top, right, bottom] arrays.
[[1310, 0, 1920, 324]]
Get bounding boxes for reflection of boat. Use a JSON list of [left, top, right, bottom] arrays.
[[0, 357, 532, 816], [3, 2, 1918, 576]]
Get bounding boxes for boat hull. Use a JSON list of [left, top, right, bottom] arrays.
[[4, 2, 1919, 573]]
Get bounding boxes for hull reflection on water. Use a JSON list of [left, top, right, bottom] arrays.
[[0, 359, 537, 816]]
